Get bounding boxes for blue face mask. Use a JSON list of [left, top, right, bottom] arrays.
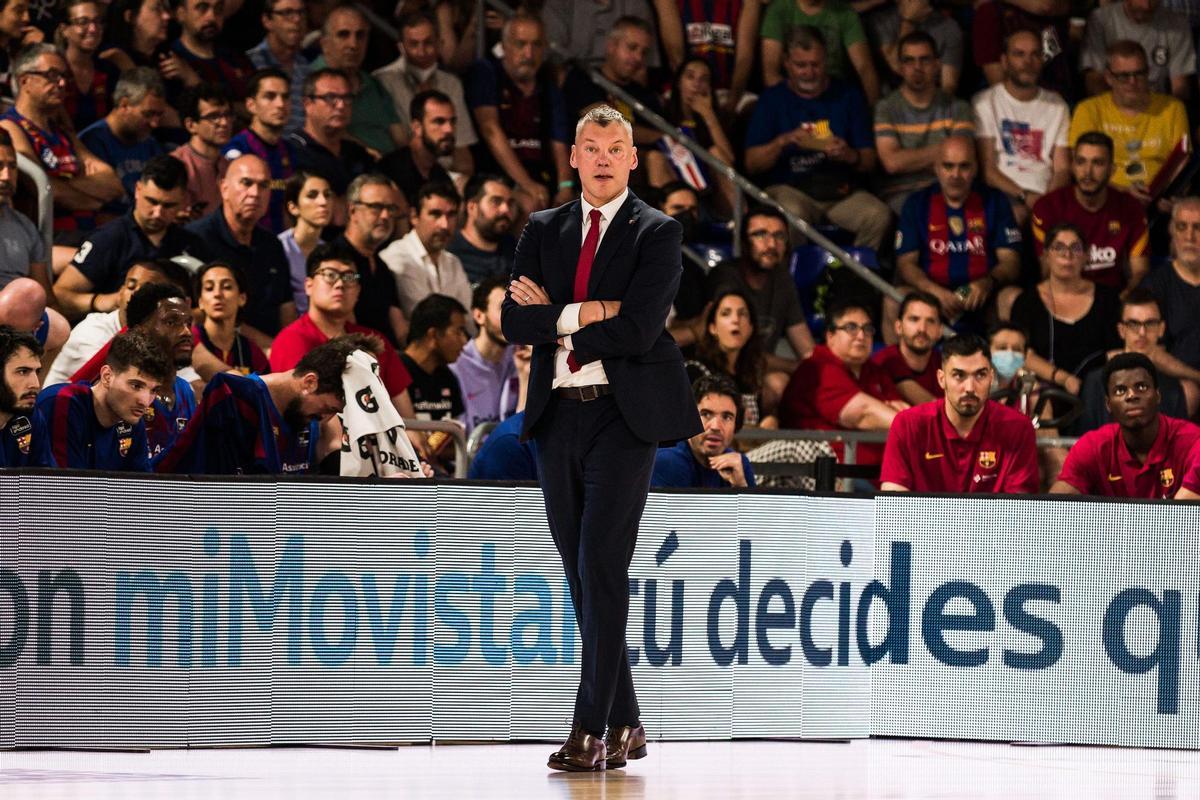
[[992, 350, 1025, 382]]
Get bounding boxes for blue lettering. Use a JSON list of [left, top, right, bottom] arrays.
[[511, 574, 556, 664], [1103, 588, 1179, 714], [922, 581, 994, 667], [856, 541, 911, 665], [800, 580, 834, 667], [1002, 583, 1062, 670], [707, 540, 750, 666], [755, 578, 794, 666], [434, 573, 471, 664]]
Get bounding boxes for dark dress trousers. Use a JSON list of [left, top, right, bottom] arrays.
[[501, 192, 701, 735]]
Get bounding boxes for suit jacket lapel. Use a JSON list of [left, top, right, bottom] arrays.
[[587, 192, 638, 297], [558, 200, 583, 302]]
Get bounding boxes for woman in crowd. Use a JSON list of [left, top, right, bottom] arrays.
[[663, 56, 739, 216], [279, 171, 334, 314], [192, 261, 270, 375], [686, 289, 774, 428], [59, 0, 121, 131]]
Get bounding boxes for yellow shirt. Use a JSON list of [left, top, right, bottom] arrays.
[[1069, 92, 1189, 191]]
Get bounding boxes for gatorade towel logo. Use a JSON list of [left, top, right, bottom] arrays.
[[356, 387, 378, 414]]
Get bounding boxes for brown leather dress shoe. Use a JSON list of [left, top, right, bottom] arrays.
[[604, 723, 647, 768], [548, 725, 607, 772]]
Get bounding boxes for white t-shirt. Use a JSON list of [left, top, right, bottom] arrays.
[[972, 83, 1070, 194]]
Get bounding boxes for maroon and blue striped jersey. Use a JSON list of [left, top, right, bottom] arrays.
[[34, 383, 150, 472]]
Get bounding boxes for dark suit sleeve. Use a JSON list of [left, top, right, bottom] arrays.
[[569, 217, 683, 364], [501, 215, 568, 346]]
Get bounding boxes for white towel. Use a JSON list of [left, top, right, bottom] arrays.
[[339, 349, 423, 478]]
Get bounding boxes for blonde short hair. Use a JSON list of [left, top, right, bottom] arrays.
[[574, 105, 634, 142]]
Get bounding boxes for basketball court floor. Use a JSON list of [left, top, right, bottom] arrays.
[[2, 738, 1198, 798]]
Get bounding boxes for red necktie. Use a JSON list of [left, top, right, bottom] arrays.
[[567, 208, 602, 373]]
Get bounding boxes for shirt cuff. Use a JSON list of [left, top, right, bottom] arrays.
[[557, 303, 582, 335], [562, 334, 574, 351]]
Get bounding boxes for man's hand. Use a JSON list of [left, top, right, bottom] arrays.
[[509, 276, 551, 305], [518, 180, 550, 211], [579, 299, 621, 326], [934, 286, 964, 318], [708, 452, 748, 487], [960, 276, 993, 311]]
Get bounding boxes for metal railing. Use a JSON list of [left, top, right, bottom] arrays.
[[17, 152, 52, 259], [404, 418, 470, 479]]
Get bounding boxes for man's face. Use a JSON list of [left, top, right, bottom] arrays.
[[414, 99, 456, 157], [134, 178, 184, 235], [21, 54, 68, 111], [0, 0, 29, 40], [689, 392, 738, 459], [177, 0, 223, 43], [401, 20, 438, 70], [895, 300, 941, 356], [745, 215, 788, 271], [412, 194, 458, 254], [570, 121, 638, 206], [118, 265, 166, 313], [263, 0, 306, 49], [143, 297, 194, 367], [1001, 31, 1043, 89], [434, 311, 470, 364], [100, 365, 160, 425], [1072, 143, 1113, 196], [1171, 205, 1200, 268], [473, 287, 507, 347], [1106, 53, 1150, 107], [0, 144, 16, 204], [783, 45, 827, 96], [348, 183, 400, 248], [288, 375, 344, 427], [935, 139, 976, 203], [189, 98, 233, 146], [898, 42, 938, 92], [605, 27, 651, 83], [305, 258, 360, 317], [1119, 302, 1165, 353], [0, 346, 41, 415], [826, 308, 874, 365], [1124, 0, 1157, 24], [470, 180, 514, 240], [221, 156, 272, 226], [1105, 366, 1160, 429], [322, 8, 368, 70], [248, 77, 291, 130], [501, 19, 544, 81], [938, 351, 992, 419], [304, 75, 352, 133], [663, 188, 699, 218], [122, 91, 166, 139]]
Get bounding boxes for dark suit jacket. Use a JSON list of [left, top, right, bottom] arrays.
[[501, 192, 701, 445]]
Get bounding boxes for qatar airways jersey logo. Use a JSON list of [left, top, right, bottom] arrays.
[[929, 234, 985, 256]]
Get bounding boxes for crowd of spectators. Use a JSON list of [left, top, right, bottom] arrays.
[[2, 0, 1200, 499]]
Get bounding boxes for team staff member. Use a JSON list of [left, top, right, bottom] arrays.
[[881, 334, 1039, 493], [0, 326, 46, 467], [1053, 353, 1200, 499], [652, 375, 756, 489], [34, 330, 168, 471]]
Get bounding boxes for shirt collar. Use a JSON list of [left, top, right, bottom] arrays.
[[938, 399, 991, 443], [401, 228, 435, 264], [581, 188, 629, 227], [1118, 414, 1170, 468]]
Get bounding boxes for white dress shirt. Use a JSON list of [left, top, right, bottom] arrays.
[[378, 228, 474, 320], [553, 189, 628, 389]]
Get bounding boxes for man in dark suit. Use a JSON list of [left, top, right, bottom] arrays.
[[502, 105, 700, 772]]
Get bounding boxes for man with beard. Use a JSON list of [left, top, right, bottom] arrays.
[[450, 276, 517, 435], [78, 67, 167, 216], [973, 29, 1071, 226], [1144, 197, 1200, 368], [651, 374, 756, 489], [378, 90, 458, 209], [222, 68, 297, 233], [335, 174, 406, 345], [55, 155, 206, 319], [881, 333, 1038, 493], [168, 0, 254, 99], [1055, 352, 1200, 498], [871, 290, 945, 405], [0, 325, 46, 467], [448, 173, 516, 284], [1031, 131, 1149, 291], [35, 329, 168, 471], [158, 333, 374, 475], [247, 0, 310, 135]]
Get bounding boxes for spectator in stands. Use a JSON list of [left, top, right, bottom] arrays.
[[685, 289, 773, 427], [662, 56, 738, 214], [401, 293, 468, 423], [246, 0, 310, 135], [760, 0, 880, 104], [1081, 0, 1195, 99], [894, 136, 1021, 328], [880, 333, 1038, 493], [159, 333, 374, 475], [335, 173, 406, 346], [466, 13, 573, 222], [280, 170, 332, 313], [380, 181, 472, 331], [871, 0, 963, 94], [707, 207, 815, 365], [35, 329, 168, 471], [1053, 352, 1200, 497], [447, 172, 516, 285], [467, 345, 536, 480], [780, 298, 907, 467], [378, 89, 458, 208], [972, 29, 1070, 226], [374, 10, 477, 176], [652, 374, 756, 488], [79, 67, 167, 216], [55, 155, 205, 319], [988, 321, 1031, 394], [171, 84, 233, 220], [106, 0, 171, 74], [0, 278, 69, 371], [658, 183, 709, 349], [1030, 131, 1150, 292], [1069, 41, 1190, 204], [313, 4, 403, 155], [1010, 222, 1122, 396], [0, 325, 45, 467], [872, 290, 944, 405], [972, 0, 1076, 102], [59, 0, 120, 131], [186, 153, 295, 345], [169, 0, 254, 98], [451, 276, 517, 436], [1, 43, 123, 246], [874, 31, 974, 214], [670, 0, 761, 112], [745, 27, 890, 253], [1144, 197, 1200, 367], [0, 129, 48, 296], [192, 260, 270, 375], [222, 67, 296, 233], [543, 0, 664, 73], [0, 0, 40, 93]]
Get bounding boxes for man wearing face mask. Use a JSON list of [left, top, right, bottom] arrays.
[[657, 182, 708, 349], [881, 333, 1038, 493]]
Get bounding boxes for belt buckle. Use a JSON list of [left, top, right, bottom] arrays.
[[580, 385, 601, 402]]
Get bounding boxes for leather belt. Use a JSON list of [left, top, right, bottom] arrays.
[[554, 384, 613, 402]]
